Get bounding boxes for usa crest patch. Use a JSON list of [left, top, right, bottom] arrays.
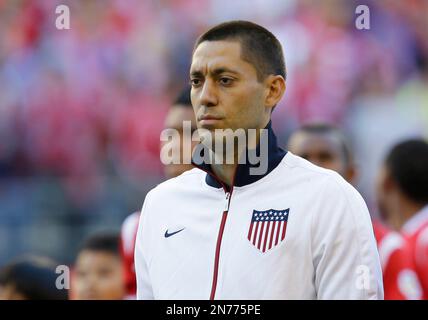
[[247, 209, 289, 252]]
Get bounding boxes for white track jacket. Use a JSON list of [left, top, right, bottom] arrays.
[[135, 123, 383, 300]]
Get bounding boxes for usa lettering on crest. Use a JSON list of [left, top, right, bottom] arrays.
[[247, 209, 289, 252]]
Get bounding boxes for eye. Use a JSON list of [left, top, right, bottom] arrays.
[[98, 268, 113, 278], [75, 270, 87, 278], [318, 152, 333, 162], [219, 77, 233, 86], [190, 78, 202, 87]]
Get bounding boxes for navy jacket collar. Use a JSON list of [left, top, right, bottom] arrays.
[[191, 121, 287, 189]]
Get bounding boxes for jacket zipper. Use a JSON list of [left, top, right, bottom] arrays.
[[192, 164, 236, 300], [209, 191, 231, 300]]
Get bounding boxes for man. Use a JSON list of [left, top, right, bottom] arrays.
[[287, 123, 356, 182], [288, 123, 421, 300], [0, 255, 68, 300], [72, 232, 125, 300], [135, 20, 383, 299], [120, 86, 197, 299], [376, 139, 428, 299]]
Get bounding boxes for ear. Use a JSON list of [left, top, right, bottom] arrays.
[[383, 170, 396, 192], [345, 164, 357, 185], [264, 75, 286, 110]]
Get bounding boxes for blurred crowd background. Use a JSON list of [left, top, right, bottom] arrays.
[[0, 0, 427, 268]]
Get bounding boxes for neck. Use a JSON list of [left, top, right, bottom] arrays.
[[210, 123, 268, 188], [211, 163, 237, 187], [391, 195, 425, 230], [192, 119, 287, 190]]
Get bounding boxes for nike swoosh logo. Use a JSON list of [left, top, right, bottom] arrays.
[[164, 228, 185, 238]]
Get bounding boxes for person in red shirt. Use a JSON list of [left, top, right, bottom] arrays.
[[376, 139, 428, 299], [120, 211, 140, 300], [372, 220, 422, 299], [288, 123, 421, 299], [120, 86, 197, 299]]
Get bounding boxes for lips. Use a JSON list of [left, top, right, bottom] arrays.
[[199, 114, 223, 121], [198, 115, 224, 127]]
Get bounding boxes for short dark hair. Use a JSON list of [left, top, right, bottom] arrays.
[[78, 231, 120, 256], [173, 85, 192, 107], [385, 139, 428, 204], [295, 123, 353, 166], [194, 20, 286, 81], [0, 255, 68, 300]]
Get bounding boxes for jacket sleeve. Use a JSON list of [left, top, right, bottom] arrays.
[[311, 177, 384, 299], [135, 193, 154, 300]]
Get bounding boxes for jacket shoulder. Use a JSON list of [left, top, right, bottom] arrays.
[[282, 152, 353, 191], [145, 168, 205, 200]]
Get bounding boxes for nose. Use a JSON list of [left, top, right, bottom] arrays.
[[199, 79, 218, 108]]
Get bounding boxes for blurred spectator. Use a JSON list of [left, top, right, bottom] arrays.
[[71, 231, 124, 300], [161, 85, 198, 179], [376, 139, 428, 299], [0, 255, 68, 300], [287, 123, 356, 182]]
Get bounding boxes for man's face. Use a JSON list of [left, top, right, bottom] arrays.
[[288, 131, 353, 182], [72, 250, 125, 300], [161, 105, 197, 179], [190, 41, 269, 140]]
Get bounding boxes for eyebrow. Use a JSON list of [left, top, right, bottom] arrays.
[[190, 67, 240, 77]]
